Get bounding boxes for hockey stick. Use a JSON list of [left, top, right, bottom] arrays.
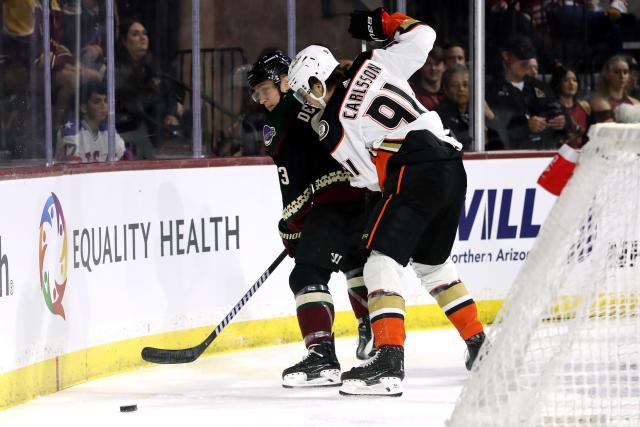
[[141, 249, 288, 364]]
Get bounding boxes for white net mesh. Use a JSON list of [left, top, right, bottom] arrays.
[[448, 124, 640, 427]]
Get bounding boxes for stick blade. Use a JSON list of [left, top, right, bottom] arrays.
[[141, 346, 201, 364]]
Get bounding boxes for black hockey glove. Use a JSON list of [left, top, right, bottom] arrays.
[[278, 219, 301, 258], [348, 8, 387, 42]]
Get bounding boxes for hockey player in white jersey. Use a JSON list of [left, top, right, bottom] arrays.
[[288, 8, 486, 396]]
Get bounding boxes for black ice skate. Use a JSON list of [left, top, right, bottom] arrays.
[[465, 331, 486, 371], [282, 340, 341, 388], [356, 315, 375, 360], [339, 345, 404, 396]]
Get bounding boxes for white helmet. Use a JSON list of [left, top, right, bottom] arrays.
[[288, 45, 339, 107]]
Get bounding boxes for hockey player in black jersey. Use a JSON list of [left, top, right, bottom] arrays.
[[247, 51, 375, 388], [288, 9, 486, 396]]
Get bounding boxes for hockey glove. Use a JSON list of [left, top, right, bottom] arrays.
[[278, 219, 301, 258], [348, 7, 388, 42]]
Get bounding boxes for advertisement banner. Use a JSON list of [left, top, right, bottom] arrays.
[[350, 157, 557, 305], [0, 157, 555, 373], [0, 165, 289, 373]]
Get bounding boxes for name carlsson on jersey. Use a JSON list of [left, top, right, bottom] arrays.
[[342, 62, 382, 120]]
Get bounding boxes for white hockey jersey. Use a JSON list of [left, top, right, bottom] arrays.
[[317, 21, 462, 191], [56, 119, 126, 163]]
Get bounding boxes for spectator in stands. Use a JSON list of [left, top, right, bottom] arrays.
[[56, 80, 129, 162], [590, 54, 640, 123], [409, 46, 446, 110], [0, 0, 80, 157], [486, 1, 536, 77], [443, 42, 466, 67], [115, 19, 184, 159], [527, 57, 539, 78], [546, 0, 629, 71], [550, 64, 592, 148], [435, 65, 499, 151], [60, 0, 107, 82], [486, 35, 565, 150], [629, 56, 640, 100]]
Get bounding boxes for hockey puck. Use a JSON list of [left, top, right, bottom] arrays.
[[120, 404, 137, 412]]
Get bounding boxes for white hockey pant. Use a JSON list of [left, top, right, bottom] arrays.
[[363, 250, 405, 295], [413, 257, 459, 294]]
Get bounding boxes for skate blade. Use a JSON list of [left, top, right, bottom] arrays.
[[282, 369, 342, 388], [338, 377, 403, 396]]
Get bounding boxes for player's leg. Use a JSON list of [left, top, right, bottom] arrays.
[[282, 261, 341, 387], [340, 171, 433, 396], [337, 201, 375, 360], [282, 205, 349, 388], [344, 266, 375, 360], [301, 202, 374, 359], [411, 159, 485, 370]]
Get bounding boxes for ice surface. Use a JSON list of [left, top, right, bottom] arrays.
[[0, 329, 469, 427]]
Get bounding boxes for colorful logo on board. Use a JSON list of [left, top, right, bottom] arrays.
[[38, 193, 68, 319]]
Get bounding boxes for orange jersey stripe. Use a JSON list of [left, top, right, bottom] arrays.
[[366, 194, 393, 249], [396, 165, 406, 194], [372, 150, 394, 189]]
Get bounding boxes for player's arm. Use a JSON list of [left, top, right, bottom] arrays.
[[348, 8, 436, 81]]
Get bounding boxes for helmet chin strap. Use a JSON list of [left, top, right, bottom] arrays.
[[309, 93, 326, 108], [309, 81, 328, 108]]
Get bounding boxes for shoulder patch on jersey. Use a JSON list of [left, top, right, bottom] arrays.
[[398, 19, 421, 32], [263, 125, 276, 146], [318, 120, 329, 141], [61, 120, 79, 137]]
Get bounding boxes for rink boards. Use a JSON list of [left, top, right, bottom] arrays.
[[0, 154, 555, 408]]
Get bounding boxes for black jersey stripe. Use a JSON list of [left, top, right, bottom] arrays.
[[444, 298, 475, 317], [382, 82, 425, 114], [370, 312, 405, 323]]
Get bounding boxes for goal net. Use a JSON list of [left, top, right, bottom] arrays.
[[448, 123, 640, 427]]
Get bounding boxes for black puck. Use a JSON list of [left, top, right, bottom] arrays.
[[120, 404, 137, 412]]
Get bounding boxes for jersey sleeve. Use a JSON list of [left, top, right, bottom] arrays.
[[115, 133, 127, 160], [56, 122, 82, 162], [371, 18, 436, 82]]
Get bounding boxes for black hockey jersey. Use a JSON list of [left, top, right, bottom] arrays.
[[264, 91, 364, 230]]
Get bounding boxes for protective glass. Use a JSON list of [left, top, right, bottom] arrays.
[[251, 84, 278, 103]]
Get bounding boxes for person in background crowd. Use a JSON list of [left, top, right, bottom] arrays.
[[590, 54, 640, 122], [60, 0, 108, 82], [629, 57, 640, 100], [527, 57, 540, 79], [56, 80, 128, 162], [486, 0, 536, 76], [247, 51, 374, 388], [435, 64, 499, 151], [547, 0, 630, 71], [549, 65, 592, 148], [409, 46, 446, 110], [443, 41, 466, 67], [115, 19, 184, 159], [486, 34, 565, 149], [1, 0, 74, 158]]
